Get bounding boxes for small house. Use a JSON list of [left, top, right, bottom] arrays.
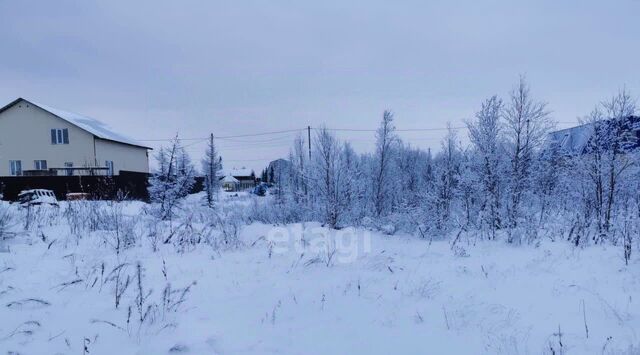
[[218, 168, 256, 192], [221, 174, 240, 192]]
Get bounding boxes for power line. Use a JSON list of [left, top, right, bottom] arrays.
[[315, 126, 466, 132], [136, 121, 583, 143], [136, 128, 306, 142], [215, 133, 300, 145], [215, 128, 305, 139], [182, 138, 208, 148], [216, 142, 294, 151], [138, 137, 205, 142], [223, 157, 278, 162], [136, 126, 465, 142]]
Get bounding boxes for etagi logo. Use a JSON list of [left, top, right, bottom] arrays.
[[266, 225, 372, 264]]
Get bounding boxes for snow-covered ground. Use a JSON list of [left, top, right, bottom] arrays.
[[1, 201, 639, 354]]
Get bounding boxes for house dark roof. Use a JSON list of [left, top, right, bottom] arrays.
[[0, 98, 152, 149], [546, 116, 640, 155]]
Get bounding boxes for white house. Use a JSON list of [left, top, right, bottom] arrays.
[[218, 168, 256, 192], [0, 98, 151, 177], [221, 174, 240, 192]]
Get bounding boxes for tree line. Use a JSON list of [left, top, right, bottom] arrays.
[[267, 78, 639, 254], [148, 77, 639, 262]]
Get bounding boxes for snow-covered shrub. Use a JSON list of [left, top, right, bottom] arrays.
[[0, 202, 17, 238], [105, 262, 131, 310], [245, 196, 298, 225], [23, 204, 61, 231], [64, 200, 85, 236], [65, 201, 120, 235], [379, 223, 396, 236], [215, 210, 243, 249], [132, 262, 156, 329], [144, 217, 164, 252], [161, 280, 196, 319], [170, 215, 201, 253]]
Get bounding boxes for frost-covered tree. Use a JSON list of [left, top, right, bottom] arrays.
[[467, 96, 505, 239], [202, 134, 221, 208], [395, 143, 423, 209], [457, 148, 479, 227], [341, 142, 366, 224], [503, 76, 553, 230], [372, 110, 398, 217], [535, 143, 566, 226], [433, 125, 462, 230], [148, 136, 196, 220], [581, 89, 637, 236], [290, 135, 309, 205], [251, 84, 639, 253], [310, 128, 346, 228]]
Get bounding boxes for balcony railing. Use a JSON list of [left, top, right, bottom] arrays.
[[21, 167, 111, 177]]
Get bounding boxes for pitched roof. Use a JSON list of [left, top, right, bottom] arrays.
[[221, 174, 239, 183], [0, 98, 151, 149], [546, 115, 640, 155], [220, 167, 254, 178], [547, 123, 593, 155]]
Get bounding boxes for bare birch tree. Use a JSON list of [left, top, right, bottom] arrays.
[[311, 128, 345, 228], [467, 96, 504, 239], [582, 89, 636, 236], [373, 110, 398, 217], [503, 76, 553, 231]]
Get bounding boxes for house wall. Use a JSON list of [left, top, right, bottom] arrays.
[[95, 138, 149, 174], [237, 178, 255, 190], [0, 102, 96, 176], [0, 100, 149, 176]]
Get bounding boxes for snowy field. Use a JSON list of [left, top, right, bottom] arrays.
[[1, 199, 639, 354]]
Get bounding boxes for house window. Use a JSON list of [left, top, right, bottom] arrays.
[[64, 162, 73, 176], [105, 160, 114, 176], [51, 128, 69, 144], [34, 160, 47, 170], [9, 160, 22, 176]]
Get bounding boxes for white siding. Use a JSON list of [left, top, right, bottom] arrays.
[[0, 100, 149, 176], [95, 138, 149, 174], [0, 102, 95, 176]]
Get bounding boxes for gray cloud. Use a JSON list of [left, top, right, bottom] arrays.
[[1, 0, 638, 171]]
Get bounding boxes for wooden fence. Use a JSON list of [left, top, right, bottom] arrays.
[[0, 171, 150, 201]]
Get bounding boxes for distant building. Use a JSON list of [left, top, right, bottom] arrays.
[[546, 116, 640, 156], [546, 124, 594, 156], [221, 174, 240, 192], [0, 98, 151, 177], [219, 167, 256, 191], [265, 159, 292, 184]]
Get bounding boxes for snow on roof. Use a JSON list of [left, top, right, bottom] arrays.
[[547, 123, 593, 154], [10, 98, 151, 149], [18, 189, 54, 196], [221, 174, 239, 183], [220, 168, 254, 177]]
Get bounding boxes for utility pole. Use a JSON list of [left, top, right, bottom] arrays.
[[209, 133, 214, 179], [208, 133, 214, 206], [307, 125, 311, 160]]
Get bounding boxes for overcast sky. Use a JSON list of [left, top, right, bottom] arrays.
[[1, 0, 639, 172]]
